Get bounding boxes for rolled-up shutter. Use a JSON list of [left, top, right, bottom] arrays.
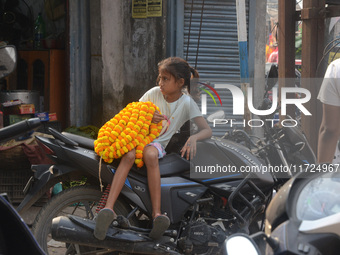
[[182, 0, 249, 137]]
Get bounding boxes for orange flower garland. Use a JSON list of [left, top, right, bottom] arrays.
[[94, 101, 163, 168]]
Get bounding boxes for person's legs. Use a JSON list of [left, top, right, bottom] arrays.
[[104, 149, 136, 210], [94, 149, 135, 240], [143, 146, 162, 218], [143, 146, 170, 239]]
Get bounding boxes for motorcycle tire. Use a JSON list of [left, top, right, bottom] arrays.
[[32, 185, 137, 255]]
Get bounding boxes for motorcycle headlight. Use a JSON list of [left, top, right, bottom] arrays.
[[265, 169, 340, 235]]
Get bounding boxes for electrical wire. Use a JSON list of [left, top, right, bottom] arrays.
[[185, 0, 194, 61], [316, 38, 340, 76]]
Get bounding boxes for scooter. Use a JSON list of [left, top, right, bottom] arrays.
[[0, 45, 45, 255], [223, 166, 340, 255]]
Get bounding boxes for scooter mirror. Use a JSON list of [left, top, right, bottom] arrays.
[[223, 234, 261, 255], [0, 45, 17, 79]]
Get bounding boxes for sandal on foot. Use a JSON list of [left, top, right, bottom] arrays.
[[149, 214, 170, 239], [94, 208, 116, 240]]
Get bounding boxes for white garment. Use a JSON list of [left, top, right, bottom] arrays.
[[139, 86, 202, 148], [318, 58, 340, 107]]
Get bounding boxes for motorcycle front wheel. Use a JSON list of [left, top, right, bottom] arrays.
[[32, 185, 136, 255]]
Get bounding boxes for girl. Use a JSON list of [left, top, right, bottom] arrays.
[[94, 57, 212, 240]]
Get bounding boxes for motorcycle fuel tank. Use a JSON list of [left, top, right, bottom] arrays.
[[189, 138, 273, 194]]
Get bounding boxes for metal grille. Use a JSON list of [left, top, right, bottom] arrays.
[[183, 0, 249, 137]]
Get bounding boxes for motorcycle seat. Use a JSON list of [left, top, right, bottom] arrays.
[[130, 153, 191, 177]]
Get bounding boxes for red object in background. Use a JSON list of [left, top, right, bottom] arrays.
[[268, 50, 278, 63]]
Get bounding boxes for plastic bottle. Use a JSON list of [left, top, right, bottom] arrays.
[[34, 13, 45, 49]]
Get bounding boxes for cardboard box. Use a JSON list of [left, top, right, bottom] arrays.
[[9, 114, 33, 125], [35, 112, 49, 122], [1, 99, 23, 107], [18, 104, 35, 114], [3, 104, 35, 115], [48, 113, 57, 121]]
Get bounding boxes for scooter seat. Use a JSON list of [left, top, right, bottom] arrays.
[[131, 153, 191, 177]]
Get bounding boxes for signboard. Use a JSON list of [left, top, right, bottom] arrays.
[[329, 51, 340, 64], [132, 0, 147, 19], [132, 0, 162, 18], [147, 0, 162, 17]]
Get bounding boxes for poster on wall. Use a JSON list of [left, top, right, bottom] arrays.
[[147, 0, 162, 17], [132, 0, 147, 18]]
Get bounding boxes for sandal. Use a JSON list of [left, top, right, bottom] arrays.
[[94, 208, 116, 240], [149, 214, 170, 239]]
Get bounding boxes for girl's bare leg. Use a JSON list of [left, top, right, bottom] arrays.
[[143, 146, 170, 239], [143, 146, 162, 218], [94, 149, 135, 240], [104, 149, 136, 210]]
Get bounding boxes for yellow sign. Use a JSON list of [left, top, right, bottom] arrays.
[[329, 51, 340, 64], [147, 0, 162, 17], [132, 0, 147, 19]]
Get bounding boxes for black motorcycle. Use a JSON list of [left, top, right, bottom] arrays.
[[14, 119, 279, 254], [225, 64, 316, 185], [0, 45, 45, 255]]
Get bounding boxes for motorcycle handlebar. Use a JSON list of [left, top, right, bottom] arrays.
[[0, 117, 41, 143]]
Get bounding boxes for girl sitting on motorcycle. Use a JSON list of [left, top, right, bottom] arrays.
[[94, 57, 212, 240]]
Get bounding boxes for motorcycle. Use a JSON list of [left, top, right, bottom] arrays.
[[223, 166, 340, 255], [0, 45, 45, 254], [16, 120, 276, 255], [15, 68, 315, 255], [223, 64, 316, 185]]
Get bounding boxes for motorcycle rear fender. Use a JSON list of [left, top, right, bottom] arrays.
[[16, 164, 75, 213]]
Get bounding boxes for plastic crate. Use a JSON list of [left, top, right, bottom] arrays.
[[0, 169, 32, 203]]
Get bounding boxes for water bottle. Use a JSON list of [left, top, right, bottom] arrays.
[[34, 13, 45, 49]]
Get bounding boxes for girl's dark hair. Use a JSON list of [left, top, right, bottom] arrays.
[[157, 57, 199, 94]]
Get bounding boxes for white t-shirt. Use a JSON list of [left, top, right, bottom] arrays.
[[139, 86, 202, 148], [318, 58, 340, 107]]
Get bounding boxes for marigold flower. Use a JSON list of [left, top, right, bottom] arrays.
[[94, 101, 163, 167]]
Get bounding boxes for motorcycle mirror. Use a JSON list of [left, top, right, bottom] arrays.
[[266, 64, 278, 92], [223, 234, 261, 255], [206, 110, 225, 123], [0, 45, 17, 79]]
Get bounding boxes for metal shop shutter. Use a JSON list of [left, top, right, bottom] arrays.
[[182, 0, 248, 137]]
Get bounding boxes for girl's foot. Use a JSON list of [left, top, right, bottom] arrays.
[[149, 214, 170, 239], [94, 208, 116, 240]]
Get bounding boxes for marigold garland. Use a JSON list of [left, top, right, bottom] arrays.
[[94, 101, 163, 168]]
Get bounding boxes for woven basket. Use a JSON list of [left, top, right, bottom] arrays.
[[0, 144, 31, 171], [0, 135, 37, 171], [0, 132, 55, 171]]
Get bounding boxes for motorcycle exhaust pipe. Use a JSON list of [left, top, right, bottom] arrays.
[[52, 216, 179, 255]]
